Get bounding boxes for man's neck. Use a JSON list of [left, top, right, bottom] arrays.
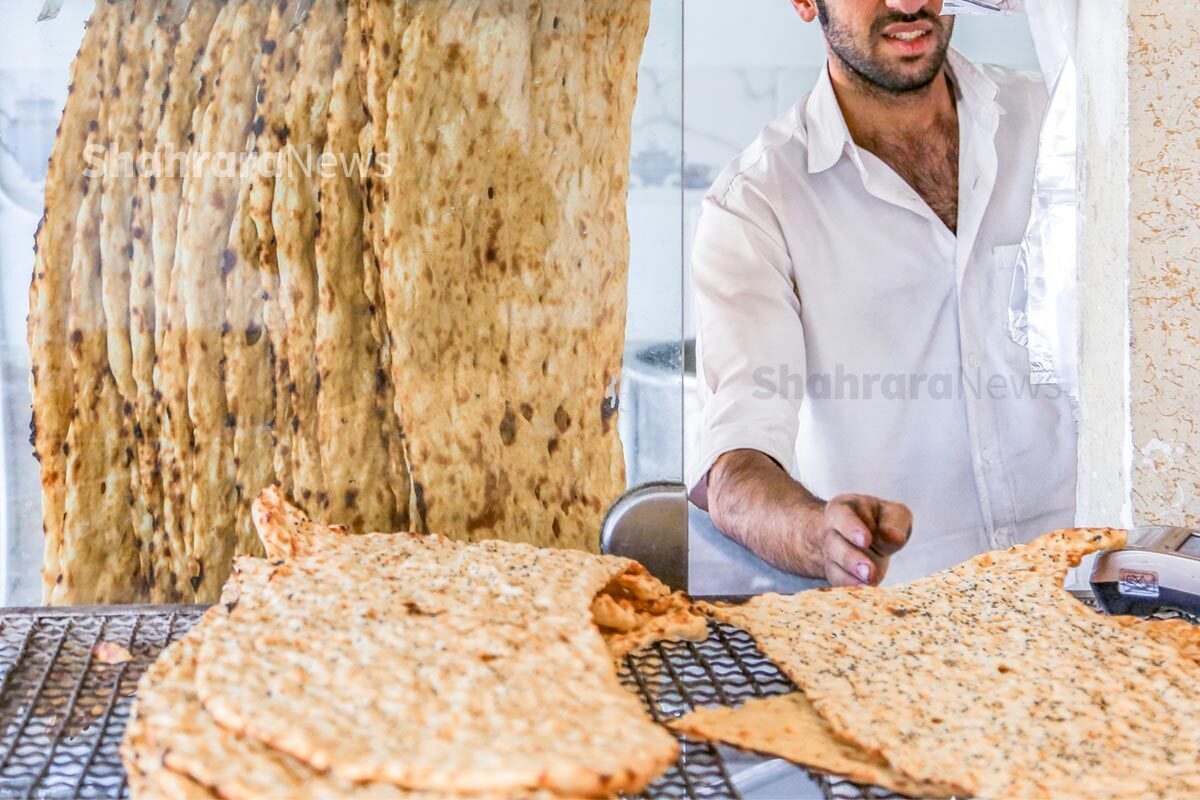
[[827, 58, 958, 148]]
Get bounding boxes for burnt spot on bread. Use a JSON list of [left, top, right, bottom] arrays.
[[499, 407, 517, 446], [600, 395, 618, 432], [519, 403, 533, 422], [554, 405, 571, 433]]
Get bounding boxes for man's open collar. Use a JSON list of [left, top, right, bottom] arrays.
[[804, 48, 1002, 175]]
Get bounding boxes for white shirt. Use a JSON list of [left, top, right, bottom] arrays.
[[688, 50, 1076, 584]]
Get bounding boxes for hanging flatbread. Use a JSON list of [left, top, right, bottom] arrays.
[[190, 487, 685, 797], [377, 0, 649, 549], [246, 0, 311, 501], [150, 0, 223, 602], [312, 3, 401, 532], [671, 693, 954, 798], [29, 0, 112, 601], [223, 177, 275, 558], [57, 179, 142, 604], [270, 0, 344, 513], [708, 529, 1200, 798], [174, 0, 271, 600], [96, 0, 157, 598], [126, 4, 183, 602]]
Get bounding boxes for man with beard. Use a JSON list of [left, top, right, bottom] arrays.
[[688, 0, 1075, 586]]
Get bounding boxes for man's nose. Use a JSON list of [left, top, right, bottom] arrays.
[[884, 0, 932, 14]]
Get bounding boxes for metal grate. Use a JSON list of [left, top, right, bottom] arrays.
[[0, 603, 1194, 800], [0, 606, 206, 799], [621, 622, 895, 800]]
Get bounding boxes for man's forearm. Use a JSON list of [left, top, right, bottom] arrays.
[[706, 449, 827, 577]]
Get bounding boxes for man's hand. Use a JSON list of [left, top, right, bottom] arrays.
[[815, 494, 911, 586], [703, 450, 912, 586]]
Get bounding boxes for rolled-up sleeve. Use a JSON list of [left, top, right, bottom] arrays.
[[687, 184, 805, 493]]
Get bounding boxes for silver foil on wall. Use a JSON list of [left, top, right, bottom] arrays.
[[1011, 0, 1080, 399]]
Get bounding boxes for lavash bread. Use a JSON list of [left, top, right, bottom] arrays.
[[29, 0, 112, 600], [127, 4, 187, 602], [671, 693, 955, 798], [99, 0, 163, 602], [222, 177, 274, 560], [246, 0, 309, 502], [190, 488, 684, 796], [312, 0, 401, 532], [709, 529, 1200, 799], [376, 0, 649, 550], [175, 0, 272, 600], [35, 0, 649, 602], [271, 0, 344, 513], [122, 590, 586, 800], [60, 178, 142, 604], [151, 0, 224, 602]]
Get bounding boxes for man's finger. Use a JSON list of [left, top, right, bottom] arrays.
[[873, 501, 913, 556], [825, 560, 866, 588], [826, 498, 873, 550], [823, 528, 882, 585]]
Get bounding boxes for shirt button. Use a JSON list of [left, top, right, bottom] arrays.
[[967, 353, 980, 368]]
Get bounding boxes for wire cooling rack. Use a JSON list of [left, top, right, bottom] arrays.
[[0, 606, 206, 799], [0, 605, 873, 800]]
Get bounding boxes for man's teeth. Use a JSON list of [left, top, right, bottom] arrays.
[[887, 30, 928, 41]]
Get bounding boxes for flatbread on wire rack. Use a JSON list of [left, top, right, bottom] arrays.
[[671, 693, 954, 799], [708, 529, 1200, 799], [122, 591, 589, 800], [188, 487, 693, 797]]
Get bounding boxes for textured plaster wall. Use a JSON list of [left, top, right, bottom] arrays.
[[1127, 1, 1200, 525]]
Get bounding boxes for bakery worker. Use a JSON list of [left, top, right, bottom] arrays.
[[687, 0, 1075, 586]]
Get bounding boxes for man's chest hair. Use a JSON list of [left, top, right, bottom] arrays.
[[858, 116, 961, 233]]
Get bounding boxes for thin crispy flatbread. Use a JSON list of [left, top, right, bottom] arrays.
[[29, 0, 112, 601], [378, 1, 648, 548], [123, 592, 587, 800], [58, 179, 142, 604], [175, 0, 271, 600], [357, 0, 416, 527], [671, 694, 954, 798], [101, 0, 168, 601], [223, 176, 274, 558], [127, 5, 181, 602], [246, 0, 310, 501], [151, 0, 223, 602], [709, 529, 1200, 798], [190, 488, 680, 796], [312, 5, 400, 532], [270, 0, 344, 512]]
